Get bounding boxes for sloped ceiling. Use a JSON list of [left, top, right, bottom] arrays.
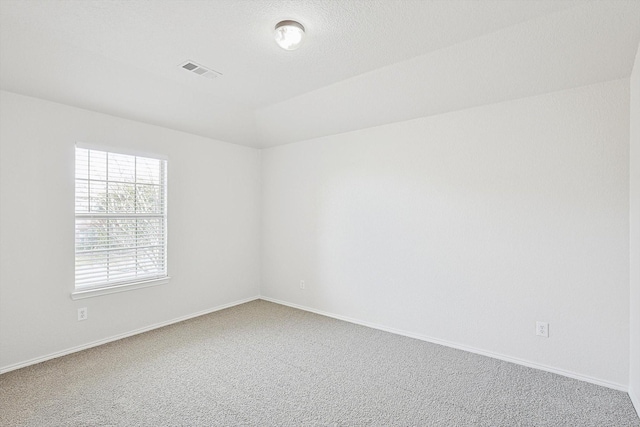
[[1, 0, 639, 148]]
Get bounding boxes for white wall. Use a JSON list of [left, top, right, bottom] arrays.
[[0, 74, 634, 393], [261, 79, 631, 388], [629, 43, 640, 412], [0, 91, 261, 371]]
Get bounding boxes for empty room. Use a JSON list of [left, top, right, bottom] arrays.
[[1, 0, 640, 425]]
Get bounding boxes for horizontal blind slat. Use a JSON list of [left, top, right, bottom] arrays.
[[75, 146, 167, 289]]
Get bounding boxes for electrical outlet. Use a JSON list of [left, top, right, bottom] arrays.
[[78, 307, 88, 321], [300, 280, 305, 290], [536, 321, 548, 337]]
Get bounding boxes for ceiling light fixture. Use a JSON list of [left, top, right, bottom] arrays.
[[274, 20, 305, 51]]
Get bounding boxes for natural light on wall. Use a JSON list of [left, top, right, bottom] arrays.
[[73, 144, 168, 298]]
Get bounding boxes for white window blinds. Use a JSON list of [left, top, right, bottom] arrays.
[[75, 146, 167, 290]]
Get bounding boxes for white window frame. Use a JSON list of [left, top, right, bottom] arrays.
[[72, 143, 169, 300]]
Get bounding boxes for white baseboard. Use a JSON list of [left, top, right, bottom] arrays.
[[630, 386, 640, 418], [2, 294, 630, 395], [0, 295, 260, 375], [260, 296, 629, 393]]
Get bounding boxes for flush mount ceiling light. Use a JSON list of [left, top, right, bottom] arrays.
[[274, 20, 305, 50]]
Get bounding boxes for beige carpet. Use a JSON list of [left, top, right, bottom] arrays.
[[1, 300, 638, 426]]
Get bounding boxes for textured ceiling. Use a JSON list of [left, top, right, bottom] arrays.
[[1, 0, 639, 148]]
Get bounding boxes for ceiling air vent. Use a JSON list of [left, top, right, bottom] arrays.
[[179, 61, 222, 79]]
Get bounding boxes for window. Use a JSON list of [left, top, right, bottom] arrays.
[[74, 144, 167, 297]]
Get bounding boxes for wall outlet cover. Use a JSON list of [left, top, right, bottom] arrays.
[[536, 321, 549, 338]]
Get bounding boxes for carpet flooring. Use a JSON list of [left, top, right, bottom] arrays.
[[1, 300, 638, 426]]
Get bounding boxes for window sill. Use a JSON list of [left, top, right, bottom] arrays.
[[71, 277, 170, 300]]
